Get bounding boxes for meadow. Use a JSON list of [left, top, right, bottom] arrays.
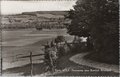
[[1, 29, 74, 70]]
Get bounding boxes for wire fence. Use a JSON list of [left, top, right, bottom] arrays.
[[1, 51, 45, 76], [0, 40, 73, 76]]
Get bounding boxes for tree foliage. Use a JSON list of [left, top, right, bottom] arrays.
[[66, 0, 119, 64], [55, 36, 65, 44]]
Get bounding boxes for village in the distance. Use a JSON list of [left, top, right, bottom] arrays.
[[1, 11, 68, 30]]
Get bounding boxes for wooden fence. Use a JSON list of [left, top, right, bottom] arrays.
[[0, 51, 44, 77]]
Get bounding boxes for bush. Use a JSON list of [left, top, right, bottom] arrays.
[[55, 36, 65, 44]]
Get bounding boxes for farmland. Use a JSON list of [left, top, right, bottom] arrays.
[[1, 11, 68, 30]]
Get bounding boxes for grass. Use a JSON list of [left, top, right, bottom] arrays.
[[3, 48, 119, 76], [2, 29, 119, 76], [3, 63, 46, 76], [2, 29, 72, 75]]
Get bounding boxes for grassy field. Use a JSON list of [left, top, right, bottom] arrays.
[[3, 52, 119, 76], [1, 29, 74, 71], [2, 29, 119, 76]]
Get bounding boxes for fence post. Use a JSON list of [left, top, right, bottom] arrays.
[[1, 58, 2, 76], [30, 52, 33, 77]]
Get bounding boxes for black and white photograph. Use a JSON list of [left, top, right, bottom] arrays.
[[0, 0, 119, 76]]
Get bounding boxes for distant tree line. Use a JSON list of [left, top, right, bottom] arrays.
[[1, 21, 66, 30], [1, 15, 66, 30]]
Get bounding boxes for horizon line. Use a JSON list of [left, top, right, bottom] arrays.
[[1, 10, 69, 15]]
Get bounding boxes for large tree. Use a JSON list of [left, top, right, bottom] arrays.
[[66, 0, 119, 64]]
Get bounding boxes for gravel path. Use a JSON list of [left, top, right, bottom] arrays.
[[70, 52, 119, 73]]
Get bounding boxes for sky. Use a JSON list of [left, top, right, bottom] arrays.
[[1, 0, 77, 15]]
